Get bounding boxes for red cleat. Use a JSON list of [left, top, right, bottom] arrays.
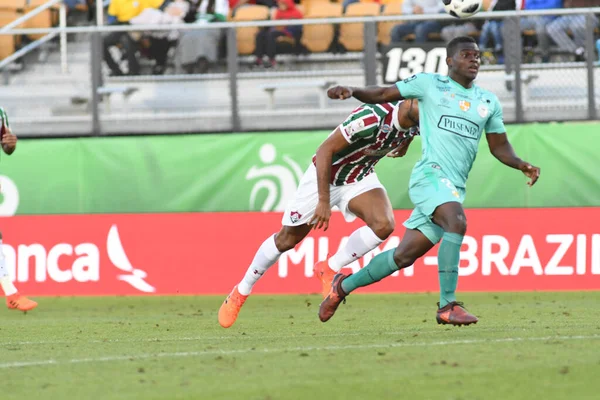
[[318, 273, 349, 322], [436, 301, 478, 326]]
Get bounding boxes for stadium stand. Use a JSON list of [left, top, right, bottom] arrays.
[[233, 4, 270, 55], [339, 2, 380, 52], [299, 2, 342, 53]]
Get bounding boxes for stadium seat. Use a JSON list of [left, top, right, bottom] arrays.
[[301, 0, 331, 17], [23, 0, 59, 41], [378, 2, 402, 46], [300, 3, 343, 53], [0, 10, 22, 60], [339, 2, 380, 52], [233, 5, 270, 55], [0, 0, 26, 11], [0, 35, 16, 60]]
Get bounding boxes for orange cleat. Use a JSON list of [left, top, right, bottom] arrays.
[[218, 286, 248, 328], [6, 294, 38, 312], [313, 260, 336, 299], [436, 301, 478, 326]]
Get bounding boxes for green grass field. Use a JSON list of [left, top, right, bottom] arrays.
[[2, 292, 600, 400]]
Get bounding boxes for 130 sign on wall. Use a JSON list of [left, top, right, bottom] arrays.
[[382, 45, 448, 84]]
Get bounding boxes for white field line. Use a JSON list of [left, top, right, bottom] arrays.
[[0, 334, 598, 369], [2, 324, 598, 347]]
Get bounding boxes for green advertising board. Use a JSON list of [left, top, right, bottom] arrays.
[[0, 122, 598, 215]]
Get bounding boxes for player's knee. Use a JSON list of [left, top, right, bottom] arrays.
[[274, 230, 302, 252], [370, 217, 395, 240], [392, 250, 416, 270], [446, 213, 467, 235]]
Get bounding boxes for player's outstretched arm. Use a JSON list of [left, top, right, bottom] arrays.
[[486, 133, 540, 186], [1, 126, 17, 155], [327, 85, 404, 104], [310, 128, 351, 231]]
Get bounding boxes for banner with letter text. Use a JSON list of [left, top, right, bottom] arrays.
[[1, 207, 599, 296]]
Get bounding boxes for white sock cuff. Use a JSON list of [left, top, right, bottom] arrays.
[[359, 226, 385, 246], [263, 234, 282, 259]]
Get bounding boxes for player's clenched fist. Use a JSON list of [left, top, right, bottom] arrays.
[[327, 86, 353, 100], [519, 162, 541, 187]]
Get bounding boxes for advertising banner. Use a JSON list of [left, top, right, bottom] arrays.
[[1, 123, 599, 215], [2, 207, 599, 296]]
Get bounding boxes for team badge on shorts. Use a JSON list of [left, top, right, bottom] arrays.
[[459, 100, 471, 112], [477, 104, 489, 118], [290, 211, 302, 223]]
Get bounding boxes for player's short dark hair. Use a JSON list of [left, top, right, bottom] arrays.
[[446, 36, 477, 58]]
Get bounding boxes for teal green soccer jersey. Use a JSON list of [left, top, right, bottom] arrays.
[[395, 73, 505, 188]]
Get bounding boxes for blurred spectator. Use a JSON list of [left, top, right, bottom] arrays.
[[103, 0, 165, 76], [440, 21, 481, 44], [176, 0, 229, 74], [547, 0, 597, 61], [390, 0, 444, 44], [518, 0, 563, 62], [478, 0, 516, 63], [254, 0, 302, 68], [130, 0, 190, 74]]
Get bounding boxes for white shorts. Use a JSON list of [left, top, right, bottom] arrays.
[[282, 163, 385, 226]]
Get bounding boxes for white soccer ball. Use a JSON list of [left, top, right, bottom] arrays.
[[443, 0, 483, 19]]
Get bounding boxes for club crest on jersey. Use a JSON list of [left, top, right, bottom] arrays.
[[459, 100, 471, 112], [477, 104, 489, 118], [290, 211, 302, 223]]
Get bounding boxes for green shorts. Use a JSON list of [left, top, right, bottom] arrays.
[[403, 163, 466, 245]]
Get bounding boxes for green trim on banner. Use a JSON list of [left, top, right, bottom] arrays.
[[0, 122, 598, 215]]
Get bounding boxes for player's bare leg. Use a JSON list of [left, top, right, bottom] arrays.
[[320, 228, 434, 322], [0, 232, 37, 312], [431, 202, 478, 326], [314, 188, 395, 298], [219, 224, 312, 328]]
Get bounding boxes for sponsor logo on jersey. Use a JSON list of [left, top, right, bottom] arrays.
[[438, 115, 479, 139]]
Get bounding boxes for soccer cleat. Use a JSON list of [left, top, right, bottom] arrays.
[[436, 301, 478, 326], [6, 294, 38, 312], [218, 286, 248, 328], [318, 273, 349, 322], [313, 260, 336, 299]]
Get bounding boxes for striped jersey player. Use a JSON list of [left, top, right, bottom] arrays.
[[313, 101, 418, 186], [218, 99, 420, 329], [0, 107, 38, 312]]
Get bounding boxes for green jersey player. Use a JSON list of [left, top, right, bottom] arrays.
[[0, 107, 38, 312], [319, 36, 540, 326]]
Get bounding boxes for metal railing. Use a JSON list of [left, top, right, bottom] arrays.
[[0, 7, 598, 136], [0, 0, 68, 73]]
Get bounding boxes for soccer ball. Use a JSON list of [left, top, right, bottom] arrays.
[[443, 0, 483, 19]]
